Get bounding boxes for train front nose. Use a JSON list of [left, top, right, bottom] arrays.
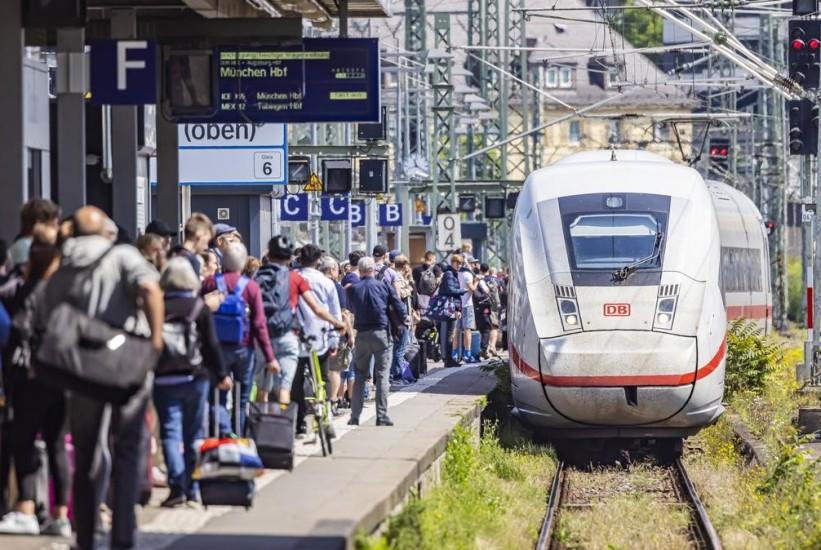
[[538, 332, 698, 426]]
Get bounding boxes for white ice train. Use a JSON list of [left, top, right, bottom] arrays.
[[508, 150, 771, 453]]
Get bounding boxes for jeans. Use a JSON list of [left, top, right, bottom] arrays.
[[213, 346, 256, 436], [70, 376, 151, 550], [391, 327, 410, 379], [153, 377, 209, 500], [351, 329, 393, 422]]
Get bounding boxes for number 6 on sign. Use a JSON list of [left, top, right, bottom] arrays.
[[254, 151, 282, 180], [437, 214, 461, 252]]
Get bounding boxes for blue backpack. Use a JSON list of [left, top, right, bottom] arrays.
[[214, 274, 250, 345]]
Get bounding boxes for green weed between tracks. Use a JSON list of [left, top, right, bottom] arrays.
[[686, 321, 821, 548], [356, 422, 556, 550]]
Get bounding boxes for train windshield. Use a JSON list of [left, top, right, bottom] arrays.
[[567, 213, 662, 269]]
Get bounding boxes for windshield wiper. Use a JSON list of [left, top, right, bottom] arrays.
[[612, 232, 665, 282]]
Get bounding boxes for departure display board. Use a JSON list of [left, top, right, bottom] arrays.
[[211, 38, 380, 124]]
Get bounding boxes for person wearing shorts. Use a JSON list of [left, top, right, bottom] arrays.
[[256, 331, 299, 402]]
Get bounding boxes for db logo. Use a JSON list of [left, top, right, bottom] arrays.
[[603, 303, 631, 316]]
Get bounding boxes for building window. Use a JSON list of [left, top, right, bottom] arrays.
[[569, 121, 581, 145], [545, 67, 558, 88], [559, 67, 573, 88], [609, 121, 621, 144]]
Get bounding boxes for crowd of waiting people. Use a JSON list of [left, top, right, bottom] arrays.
[[0, 198, 508, 549]]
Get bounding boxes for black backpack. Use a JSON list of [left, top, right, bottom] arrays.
[[417, 266, 437, 296], [157, 297, 204, 377], [256, 264, 294, 338]]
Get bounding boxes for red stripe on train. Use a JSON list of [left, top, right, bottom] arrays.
[[509, 338, 726, 388], [725, 304, 769, 320]]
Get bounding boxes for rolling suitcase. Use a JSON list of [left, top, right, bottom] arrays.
[[196, 383, 260, 510], [246, 402, 296, 471]]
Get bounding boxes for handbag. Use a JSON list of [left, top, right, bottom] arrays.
[[34, 247, 159, 406], [427, 294, 461, 322]]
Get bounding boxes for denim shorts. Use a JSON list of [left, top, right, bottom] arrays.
[[461, 305, 476, 331], [340, 359, 356, 382], [255, 331, 299, 392]]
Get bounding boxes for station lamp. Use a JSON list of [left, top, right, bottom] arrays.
[[322, 158, 353, 194], [358, 158, 388, 193], [458, 194, 478, 213], [288, 156, 311, 184], [794, 0, 819, 17], [485, 196, 506, 219], [506, 192, 520, 210]]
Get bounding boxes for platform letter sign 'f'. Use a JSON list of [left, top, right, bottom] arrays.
[[90, 39, 156, 105], [118, 41, 147, 90]]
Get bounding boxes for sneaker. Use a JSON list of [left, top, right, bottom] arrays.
[[184, 500, 203, 511], [41, 518, 72, 538], [331, 402, 345, 417], [296, 423, 308, 439], [451, 350, 459, 362], [0, 512, 40, 535], [160, 493, 186, 508]]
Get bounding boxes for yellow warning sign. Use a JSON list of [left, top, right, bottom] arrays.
[[304, 172, 323, 192]]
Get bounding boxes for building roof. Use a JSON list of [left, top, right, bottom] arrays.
[[353, 0, 695, 111]]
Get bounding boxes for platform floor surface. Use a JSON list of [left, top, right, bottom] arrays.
[[0, 362, 496, 550]]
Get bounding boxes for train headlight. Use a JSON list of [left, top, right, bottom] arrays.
[[653, 297, 677, 330], [557, 298, 582, 331]]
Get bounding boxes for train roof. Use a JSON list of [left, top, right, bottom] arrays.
[[705, 179, 763, 221], [524, 150, 706, 202], [551, 150, 675, 165]]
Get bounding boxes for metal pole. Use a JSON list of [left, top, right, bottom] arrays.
[[0, 1, 25, 239], [110, 9, 139, 237], [814, 105, 821, 382], [56, 27, 87, 214], [803, 154, 814, 382]]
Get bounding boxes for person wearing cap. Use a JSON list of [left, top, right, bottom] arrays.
[[208, 223, 238, 272], [145, 219, 176, 256]]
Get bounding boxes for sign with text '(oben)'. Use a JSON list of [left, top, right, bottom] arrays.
[[178, 123, 287, 186]]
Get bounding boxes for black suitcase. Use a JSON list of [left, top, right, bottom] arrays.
[[246, 402, 296, 471], [200, 384, 257, 509], [200, 478, 255, 508]]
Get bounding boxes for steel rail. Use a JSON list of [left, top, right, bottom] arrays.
[[535, 461, 565, 550], [674, 458, 724, 550]]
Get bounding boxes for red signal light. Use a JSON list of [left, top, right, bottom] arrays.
[[793, 38, 807, 50], [719, 147, 728, 156], [710, 146, 718, 156], [810, 38, 821, 50]]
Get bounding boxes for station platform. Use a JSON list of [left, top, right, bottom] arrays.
[[0, 363, 497, 550]]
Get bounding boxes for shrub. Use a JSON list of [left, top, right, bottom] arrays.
[[787, 256, 803, 323], [725, 318, 783, 397]]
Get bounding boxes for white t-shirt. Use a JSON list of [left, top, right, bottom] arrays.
[[457, 269, 474, 309]]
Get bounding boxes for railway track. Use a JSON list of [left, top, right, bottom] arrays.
[[536, 458, 722, 550]]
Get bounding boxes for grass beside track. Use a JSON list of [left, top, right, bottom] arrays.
[[356, 422, 556, 550], [686, 336, 821, 549]]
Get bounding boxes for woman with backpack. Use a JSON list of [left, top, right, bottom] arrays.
[[154, 258, 232, 508]]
